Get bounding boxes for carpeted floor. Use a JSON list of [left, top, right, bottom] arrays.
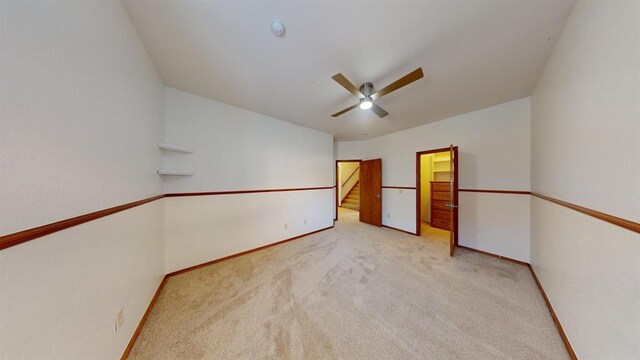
[[129, 208, 568, 360], [420, 221, 450, 244]]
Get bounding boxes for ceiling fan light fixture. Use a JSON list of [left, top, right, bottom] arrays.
[[359, 97, 373, 110]]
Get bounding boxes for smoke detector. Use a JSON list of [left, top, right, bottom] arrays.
[[271, 19, 285, 37]]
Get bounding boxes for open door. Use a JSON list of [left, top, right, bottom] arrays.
[[359, 159, 382, 226], [448, 145, 458, 256]]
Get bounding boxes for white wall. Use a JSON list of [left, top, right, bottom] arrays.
[[0, 0, 164, 236], [334, 141, 365, 161], [0, 200, 164, 360], [459, 192, 531, 261], [531, 0, 640, 358], [337, 97, 532, 261], [162, 87, 334, 273], [531, 1, 639, 222], [0, 1, 165, 359], [531, 197, 639, 359], [164, 191, 333, 273]]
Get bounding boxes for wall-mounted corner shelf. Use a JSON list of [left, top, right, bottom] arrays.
[[158, 143, 194, 154], [157, 170, 194, 176]]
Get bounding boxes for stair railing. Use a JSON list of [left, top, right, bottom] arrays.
[[341, 166, 359, 187], [340, 166, 360, 205]]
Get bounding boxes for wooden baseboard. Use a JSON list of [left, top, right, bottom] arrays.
[[456, 245, 529, 267], [458, 189, 531, 195], [455, 246, 576, 358], [167, 226, 334, 277], [528, 265, 578, 360], [122, 227, 579, 360], [120, 225, 334, 359], [381, 224, 418, 236], [120, 276, 168, 360]]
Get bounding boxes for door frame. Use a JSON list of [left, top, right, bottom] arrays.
[[415, 146, 458, 246], [335, 159, 362, 221]]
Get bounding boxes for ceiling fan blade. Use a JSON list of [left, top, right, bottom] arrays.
[[332, 73, 364, 98], [370, 103, 389, 118], [331, 103, 359, 117], [371, 67, 424, 100]]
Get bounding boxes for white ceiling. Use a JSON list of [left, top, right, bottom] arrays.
[[123, 0, 575, 141]]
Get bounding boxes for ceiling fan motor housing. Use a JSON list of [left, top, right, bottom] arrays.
[[359, 82, 374, 97]]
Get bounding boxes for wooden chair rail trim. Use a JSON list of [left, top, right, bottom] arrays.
[[459, 189, 531, 195], [0, 187, 335, 251], [0, 195, 165, 251], [165, 186, 333, 197], [531, 192, 639, 233], [120, 225, 334, 359]]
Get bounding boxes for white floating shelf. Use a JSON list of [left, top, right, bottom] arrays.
[[157, 170, 194, 176], [158, 143, 194, 154]]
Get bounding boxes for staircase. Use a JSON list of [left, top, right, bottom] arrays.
[[341, 182, 360, 210]]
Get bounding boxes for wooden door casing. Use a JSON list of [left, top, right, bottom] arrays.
[[415, 146, 458, 248]]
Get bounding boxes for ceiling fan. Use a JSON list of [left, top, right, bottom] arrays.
[[331, 67, 424, 118]]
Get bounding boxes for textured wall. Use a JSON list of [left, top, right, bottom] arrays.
[[530, 0, 640, 357], [162, 88, 335, 273], [0, 0, 164, 236], [0, 1, 166, 358]]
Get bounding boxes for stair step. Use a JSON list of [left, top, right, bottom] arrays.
[[342, 203, 360, 210], [343, 199, 358, 205], [346, 195, 359, 201]]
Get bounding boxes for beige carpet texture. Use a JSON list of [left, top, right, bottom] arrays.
[[128, 208, 569, 360]]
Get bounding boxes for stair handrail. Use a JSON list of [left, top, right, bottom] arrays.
[[341, 166, 360, 187]]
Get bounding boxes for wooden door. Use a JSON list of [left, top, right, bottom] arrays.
[[448, 145, 457, 256], [359, 159, 382, 226]]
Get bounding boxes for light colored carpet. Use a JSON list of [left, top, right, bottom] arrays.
[[421, 221, 450, 244], [129, 208, 569, 360]]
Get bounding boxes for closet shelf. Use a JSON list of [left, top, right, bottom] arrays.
[[158, 143, 194, 154], [433, 170, 451, 173], [157, 170, 194, 176]]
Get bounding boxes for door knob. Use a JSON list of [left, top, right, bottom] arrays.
[[376, 194, 381, 199], [446, 203, 458, 208]]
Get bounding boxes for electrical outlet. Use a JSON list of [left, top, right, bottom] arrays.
[[115, 308, 124, 332], [284, 223, 288, 229]]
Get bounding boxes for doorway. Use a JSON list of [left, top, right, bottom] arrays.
[[336, 160, 361, 220], [416, 146, 458, 256]]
